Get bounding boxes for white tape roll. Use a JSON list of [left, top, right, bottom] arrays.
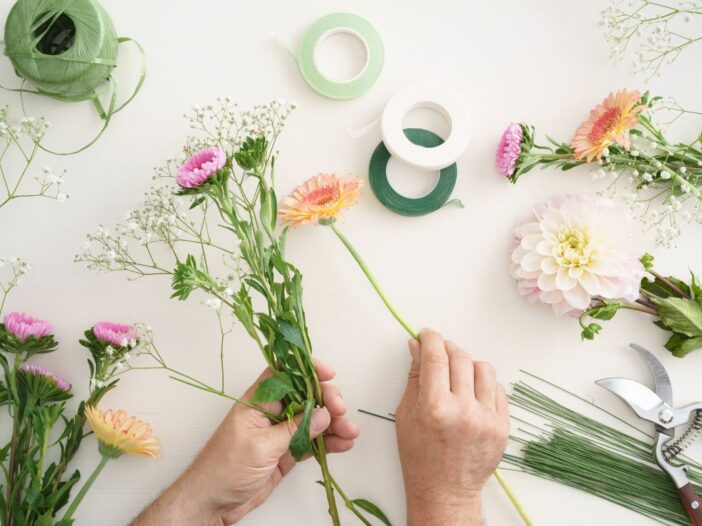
[[380, 83, 472, 171]]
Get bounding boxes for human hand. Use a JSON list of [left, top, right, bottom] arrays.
[[395, 329, 509, 526], [131, 361, 358, 526]]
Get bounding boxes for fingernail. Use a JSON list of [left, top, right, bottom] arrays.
[[310, 408, 331, 435]]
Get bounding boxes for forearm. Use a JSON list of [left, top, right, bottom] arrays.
[[130, 474, 226, 526], [407, 494, 483, 526]]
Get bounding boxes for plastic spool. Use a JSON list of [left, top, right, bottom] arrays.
[[369, 128, 460, 217], [380, 83, 472, 171], [297, 13, 384, 100]]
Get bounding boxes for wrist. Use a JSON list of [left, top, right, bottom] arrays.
[[407, 491, 482, 526], [132, 472, 230, 526]]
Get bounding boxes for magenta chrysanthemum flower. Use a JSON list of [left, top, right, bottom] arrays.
[[3, 312, 52, 341], [93, 322, 138, 348], [496, 123, 525, 178], [176, 148, 227, 188], [18, 363, 71, 392]]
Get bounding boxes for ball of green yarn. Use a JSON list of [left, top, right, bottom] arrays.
[[4, 0, 118, 99]]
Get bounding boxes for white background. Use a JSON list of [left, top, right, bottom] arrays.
[[1, 1, 702, 525]]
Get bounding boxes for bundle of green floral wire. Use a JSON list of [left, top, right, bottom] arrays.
[[504, 372, 702, 526]]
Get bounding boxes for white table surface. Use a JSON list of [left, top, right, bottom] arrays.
[[2, 0, 702, 524]]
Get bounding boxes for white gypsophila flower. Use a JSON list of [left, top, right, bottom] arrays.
[[512, 194, 645, 316], [205, 297, 222, 309]]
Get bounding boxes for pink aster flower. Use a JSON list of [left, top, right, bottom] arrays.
[[4, 312, 52, 340], [176, 148, 227, 188], [511, 195, 645, 316], [18, 363, 71, 392], [93, 322, 138, 348], [496, 123, 525, 180]]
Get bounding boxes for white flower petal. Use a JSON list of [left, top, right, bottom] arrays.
[[520, 251, 543, 272], [556, 267, 577, 291], [540, 257, 559, 274], [563, 285, 592, 310], [538, 272, 557, 292]]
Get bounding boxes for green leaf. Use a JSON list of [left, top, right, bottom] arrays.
[[581, 323, 602, 341], [284, 400, 304, 421], [189, 196, 206, 209], [652, 297, 702, 338], [251, 372, 295, 403], [170, 255, 216, 300], [667, 333, 702, 358], [353, 498, 393, 526], [234, 136, 268, 171], [278, 320, 305, 350], [590, 301, 622, 321], [640, 253, 655, 271], [290, 400, 314, 461]]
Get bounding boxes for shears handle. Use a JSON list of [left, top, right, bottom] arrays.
[[677, 483, 702, 526]]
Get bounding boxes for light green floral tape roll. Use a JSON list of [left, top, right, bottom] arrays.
[[297, 12, 384, 100]]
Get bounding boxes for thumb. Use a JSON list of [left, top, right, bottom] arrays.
[[265, 408, 331, 458]]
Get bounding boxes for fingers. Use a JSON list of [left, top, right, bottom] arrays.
[[474, 361, 497, 406], [418, 329, 450, 401], [446, 340, 474, 397], [321, 383, 345, 417], [266, 407, 331, 458], [314, 359, 336, 383]]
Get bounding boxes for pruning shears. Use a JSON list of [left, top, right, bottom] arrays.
[[597, 344, 702, 526]]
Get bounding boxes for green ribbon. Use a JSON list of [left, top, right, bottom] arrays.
[[369, 128, 463, 216], [2, 0, 146, 155]]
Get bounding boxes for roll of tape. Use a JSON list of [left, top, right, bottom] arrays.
[[297, 13, 384, 100], [380, 84, 471, 171], [369, 128, 461, 217]]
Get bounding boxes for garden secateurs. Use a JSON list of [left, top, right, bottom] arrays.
[[597, 344, 702, 526]]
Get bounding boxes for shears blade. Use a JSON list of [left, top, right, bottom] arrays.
[[596, 377, 668, 424], [630, 343, 673, 407]]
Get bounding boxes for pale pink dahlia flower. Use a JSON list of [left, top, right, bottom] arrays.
[[4, 312, 52, 340], [496, 123, 524, 178], [511, 195, 645, 316], [93, 322, 138, 348], [18, 363, 71, 392], [176, 148, 227, 188]]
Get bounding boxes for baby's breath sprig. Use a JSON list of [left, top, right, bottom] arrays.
[[0, 256, 30, 314], [0, 106, 67, 211], [602, 0, 702, 78]]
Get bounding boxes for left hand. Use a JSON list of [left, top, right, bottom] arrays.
[[131, 361, 358, 526]]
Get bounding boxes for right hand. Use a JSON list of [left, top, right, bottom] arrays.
[[395, 329, 510, 526]]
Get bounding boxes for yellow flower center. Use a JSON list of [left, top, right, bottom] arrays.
[[555, 227, 592, 268]]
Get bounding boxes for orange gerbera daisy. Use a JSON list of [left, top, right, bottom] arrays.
[[279, 173, 363, 228], [571, 89, 644, 162], [85, 406, 161, 459]]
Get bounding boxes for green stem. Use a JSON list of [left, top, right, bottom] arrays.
[[61, 455, 110, 521], [315, 438, 341, 526], [330, 223, 418, 340], [494, 469, 534, 526], [330, 224, 533, 526]]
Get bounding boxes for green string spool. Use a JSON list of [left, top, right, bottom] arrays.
[[369, 128, 462, 216], [2, 0, 146, 154], [4, 0, 117, 99]]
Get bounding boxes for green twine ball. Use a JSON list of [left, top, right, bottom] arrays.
[[4, 0, 118, 100]]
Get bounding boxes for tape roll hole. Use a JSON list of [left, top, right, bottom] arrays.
[[34, 13, 76, 56], [313, 29, 369, 83], [401, 104, 452, 149], [386, 158, 440, 198]]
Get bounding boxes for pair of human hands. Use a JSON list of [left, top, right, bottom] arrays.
[[132, 329, 509, 526]]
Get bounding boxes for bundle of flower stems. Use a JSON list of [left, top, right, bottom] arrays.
[[504, 373, 702, 526]]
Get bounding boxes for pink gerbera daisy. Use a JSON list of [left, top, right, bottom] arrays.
[[496, 123, 525, 179], [571, 90, 644, 162], [279, 174, 363, 228], [93, 322, 138, 348], [176, 148, 227, 188], [3, 312, 52, 340]]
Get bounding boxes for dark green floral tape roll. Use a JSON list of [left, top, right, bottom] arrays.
[[369, 128, 460, 216], [4, 0, 118, 99]]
